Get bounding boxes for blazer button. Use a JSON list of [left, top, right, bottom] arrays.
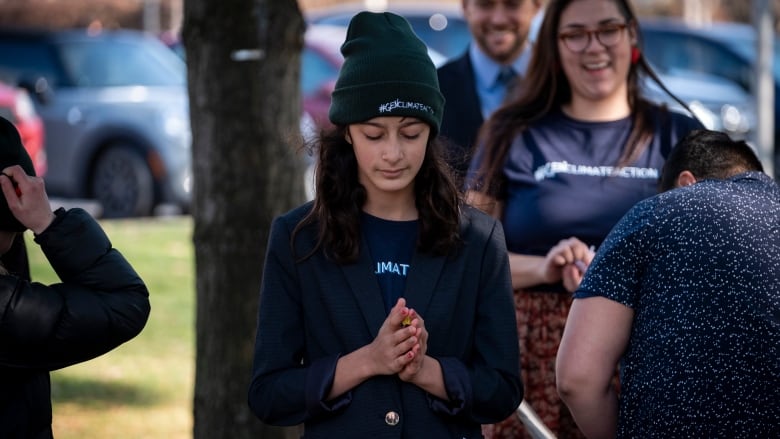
[[384, 411, 400, 426]]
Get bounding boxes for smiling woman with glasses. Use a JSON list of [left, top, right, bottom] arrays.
[[466, 0, 706, 438]]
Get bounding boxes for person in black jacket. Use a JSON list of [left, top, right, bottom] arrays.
[[0, 116, 151, 439]]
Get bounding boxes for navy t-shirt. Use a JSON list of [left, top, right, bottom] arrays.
[[361, 212, 418, 313], [469, 107, 702, 256]]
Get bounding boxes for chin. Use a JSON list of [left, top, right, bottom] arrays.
[[377, 180, 415, 194], [381, 184, 413, 194]]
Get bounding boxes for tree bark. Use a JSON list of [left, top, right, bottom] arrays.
[[183, 0, 305, 438]]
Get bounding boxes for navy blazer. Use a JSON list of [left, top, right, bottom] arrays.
[[249, 203, 522, 438], [437, 53, 484, 181]]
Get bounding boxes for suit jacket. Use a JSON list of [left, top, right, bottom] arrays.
[[248, 203, 522, 438], [437, 53, 484, 182]]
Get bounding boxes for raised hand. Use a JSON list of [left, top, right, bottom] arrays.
[[0, 165, 55, 235]]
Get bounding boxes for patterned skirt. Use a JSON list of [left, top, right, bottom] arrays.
[[482, 288, 586, 439]]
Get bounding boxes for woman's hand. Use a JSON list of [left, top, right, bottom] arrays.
[[541, 237, 594, 291], [365, 298, 419, 376], [395, 307, 447, 400], [398, 309, 428, 382]]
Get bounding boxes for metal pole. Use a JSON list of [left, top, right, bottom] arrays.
[[516, 400, 557, 439], [753, 0, 775, 177]]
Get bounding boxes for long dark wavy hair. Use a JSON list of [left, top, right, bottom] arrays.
[[292, 125, 463, 264], [475, 0, 696, 196]]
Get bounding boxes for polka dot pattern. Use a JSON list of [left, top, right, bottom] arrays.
[[576, 172, 780, 437]]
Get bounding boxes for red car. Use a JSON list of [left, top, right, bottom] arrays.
[[0, 80, 46, 176], [302, 24, 348, 132]]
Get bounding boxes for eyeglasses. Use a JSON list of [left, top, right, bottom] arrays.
[[558, 22, 629, 53]]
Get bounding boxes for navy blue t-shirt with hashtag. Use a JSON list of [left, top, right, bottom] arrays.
[[361, 212, 418, 313]]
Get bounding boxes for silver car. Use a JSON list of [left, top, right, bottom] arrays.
[[643, 68, 755, 137], [0, 27, 191, 217]]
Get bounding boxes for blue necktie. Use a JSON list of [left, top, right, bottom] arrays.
[[496, 67, 517, 88]]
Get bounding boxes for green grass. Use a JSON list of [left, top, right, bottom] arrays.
[[26, 216, 195, 439]]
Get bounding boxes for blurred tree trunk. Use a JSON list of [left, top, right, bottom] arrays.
[[182, 0, 306, 438]]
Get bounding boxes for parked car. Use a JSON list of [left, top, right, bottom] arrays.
[[0, 79, 47, 176], [643, 68, 755, 136], [0, 27, 191, 218], [640, 19, 778, 167], [302, 24, 347, 132], [307, 1, 470, 60]]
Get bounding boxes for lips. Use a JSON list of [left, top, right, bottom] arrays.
[[485, 28, 516, 47], [380, 169, 404, 178], [584, 60, 610, 70]]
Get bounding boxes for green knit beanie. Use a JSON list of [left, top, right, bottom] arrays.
[[0, 116, 36, 232], [329, 11, 445, 135]]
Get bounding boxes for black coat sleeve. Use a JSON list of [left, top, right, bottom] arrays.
[[0, 208, 150, 371]]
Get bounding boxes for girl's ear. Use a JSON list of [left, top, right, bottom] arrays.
[[345, 131, 352, 144], [676, 170, 697, 188]]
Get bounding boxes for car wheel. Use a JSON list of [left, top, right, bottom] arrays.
[[91, 145, 155, 218]]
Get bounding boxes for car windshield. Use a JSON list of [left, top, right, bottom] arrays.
[[58, 37, 186, 87], [718, 33, 780, 83]]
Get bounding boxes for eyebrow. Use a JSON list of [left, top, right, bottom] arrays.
[[559, 17, 624, 29], [358, 118, 425, 129], [398, 118, 425, 128]]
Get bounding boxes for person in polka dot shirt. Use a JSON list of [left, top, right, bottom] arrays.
[[556, 129, 780, 438]]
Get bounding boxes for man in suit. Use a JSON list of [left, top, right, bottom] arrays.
[[437, 0, 544, 181]]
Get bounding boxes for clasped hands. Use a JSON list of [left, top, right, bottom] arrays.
[[367, 297, 428, 383], [542, 237, 595, 293]]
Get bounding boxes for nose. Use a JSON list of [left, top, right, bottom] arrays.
[[584, 32, 607, 52], [488, 5, 510, 25], [382, 137, 403, 163]]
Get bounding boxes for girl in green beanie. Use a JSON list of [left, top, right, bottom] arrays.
[[248, 11, 523, 438]]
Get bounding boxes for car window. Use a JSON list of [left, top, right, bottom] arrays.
[[0, 40, 68, 87], [724, 35, 780, 84], [58, 38, 186, 87], [643, 31, 752, 92]]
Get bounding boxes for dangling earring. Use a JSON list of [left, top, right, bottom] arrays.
[[631, 46, 641, 64]]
